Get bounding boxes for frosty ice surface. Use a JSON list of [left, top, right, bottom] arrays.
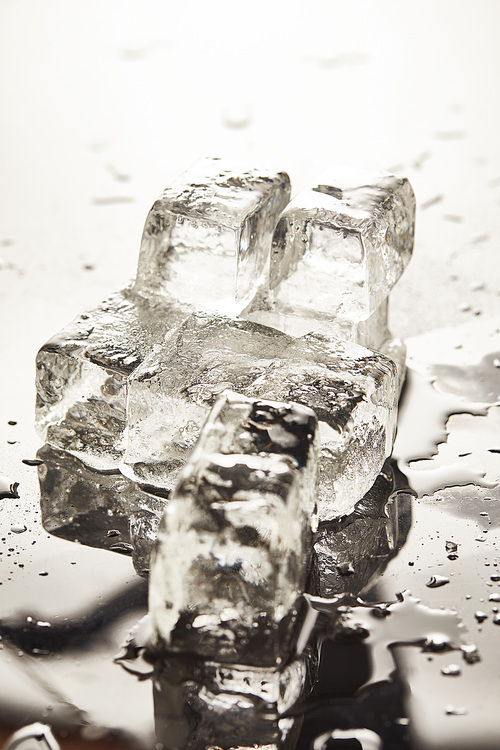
[[134, 157, 291, 315], [124, 313, 398, 520], [245, 165, 415, 376], [148, 391, 319, 664], [35, 159, 290, 469]]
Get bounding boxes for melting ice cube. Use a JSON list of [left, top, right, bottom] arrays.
[[124, 313, 398, 521], [148, 391, 319, 665]]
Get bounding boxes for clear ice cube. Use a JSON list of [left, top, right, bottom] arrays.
[[134, 157, 291, 315], [35, 159, 290, 470], [124, 313, 398, 521], [35, 288, 186, 470], [244, 165, 414, 376], [149, 392, 318, 664]]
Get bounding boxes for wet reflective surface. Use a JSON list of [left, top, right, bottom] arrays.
[[1, 318, 499, 748]]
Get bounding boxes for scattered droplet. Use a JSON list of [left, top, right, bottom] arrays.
[[491, 574, 500, 582], [493, 614, 500, 626], [22, 458, 44, 467], [109, 542, 134, 555], [10, 524, 27, 534], [462, 643, 481, 663], [475, 611, 488, 623], [426, 575, 450, 588], [445, 705, 467, 716], [488, 594, 500, 602], [441, 664, 461, 676], [7, 420, 17, 426], [0, 476, 20, 500], [424, 634, 452, 652], [38, 571, 49, 577], [445, 541, 458, 553], [106, 529, 121, 538]]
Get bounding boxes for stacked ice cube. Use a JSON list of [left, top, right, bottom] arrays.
[[244, 164, 415, 381], [35, 157, 414, 520], [35, 158, 414, 746], [35, 159, 291, 471]]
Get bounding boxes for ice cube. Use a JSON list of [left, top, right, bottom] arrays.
[[153, 649, 316, 750], [35, 159, 290, 469], [244, 165, 414, 375], [124, 312, 398, 521], [35, 288, 187, 470], [134, 157, 291, 315], [148, 392, 318, 664]]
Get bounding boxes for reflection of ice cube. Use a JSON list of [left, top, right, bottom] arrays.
[[124, 313, 398, 520], [135, 157, 291, 315], [149, 392, 318, 665], [37, 443, 165, 576], [153, 649, 316, 750], [244, 165, 414, 378], [312, 467, 402, 598], [35, 288, 186, 470]]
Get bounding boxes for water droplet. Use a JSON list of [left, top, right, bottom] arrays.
[[106, 529, 121, 538], [424, 634, 452, 652], [475, 611, 488, 623], [109, 542, 133, 555], [22, 458, 44, 467], [10, 524, 27, 534], [493, 614, 500, 626], [441, 664, 462, 676], [445, 705, 467, 716], [488, 594, 500, 602], [462, 643, 481, 663], [426, 575, 450, 588], [490, 574, 500, 582], [38, 571, 49, 577], [0, 475, 20, 500], [445, 540, 458, 553]]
